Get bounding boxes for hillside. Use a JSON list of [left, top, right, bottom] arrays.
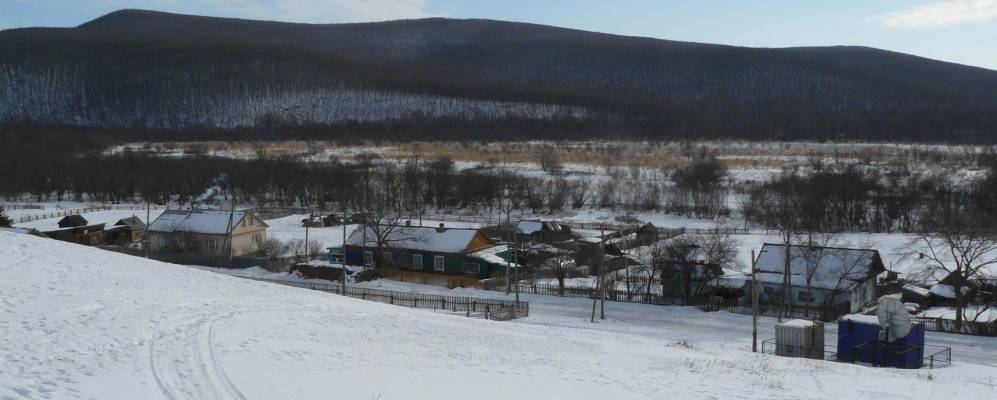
[[2, 9, 997, 141], [4, 231, 997, 399]]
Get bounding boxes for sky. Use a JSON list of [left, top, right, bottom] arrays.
[[1, 0, 995, 70]]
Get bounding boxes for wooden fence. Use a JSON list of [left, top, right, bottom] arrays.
[[485, 282, 707, 306], [12, 204, 165, 223], [242, 277, 529, 321]]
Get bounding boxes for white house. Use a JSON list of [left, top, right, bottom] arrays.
[[734, 243, 885, 314]]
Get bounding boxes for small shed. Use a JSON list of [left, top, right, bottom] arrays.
[[105, 216, 147, 244]]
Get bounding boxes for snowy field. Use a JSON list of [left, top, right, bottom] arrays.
[[102, 140, 992, 189], [14, 208, 165, 231], [3, 232, 997, 400]]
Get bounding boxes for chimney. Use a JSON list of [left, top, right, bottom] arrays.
[[405, 220, 411, 226], [437, 222, 446, 232]]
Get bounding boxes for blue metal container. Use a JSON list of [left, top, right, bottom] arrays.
[[837, 317, 926, 369], [837, 318, 881, 363]]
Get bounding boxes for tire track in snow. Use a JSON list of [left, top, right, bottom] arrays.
[[207, 314, 247, 400], [149, 315, 178, 400], [148, 310, 245, 400]]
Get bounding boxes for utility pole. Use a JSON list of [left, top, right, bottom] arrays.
[[145, 201, 151, 259], [304, 211, 310, 262], [513, 228, 520, 305], [220, 201, 235, 268], [505, 216, 512, 296], [341, 207, 347, 292], [751, 249, 759, 353], [593, 223, 606, 322], [600, 224, 606, 320]]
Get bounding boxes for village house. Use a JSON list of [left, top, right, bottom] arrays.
[[104, 216, 147, 245], [42, 215, 106, 245], [343, 223, 515, 279], [727, 243, 885, 314], [147, 209, 268, 257]]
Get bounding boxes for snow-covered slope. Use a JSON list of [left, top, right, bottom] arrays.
[[2, 232, 996, 399]]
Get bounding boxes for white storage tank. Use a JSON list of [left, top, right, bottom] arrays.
[[775, 319, 825, 360]]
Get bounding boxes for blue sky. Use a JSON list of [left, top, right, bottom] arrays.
[[2, 0, 996, 70]]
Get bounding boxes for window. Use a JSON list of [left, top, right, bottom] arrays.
[[329, 249, 344, 263], [412, 254, 423, 269], [434, 255, 445, 272], [798, 291, 815, 302], [207, 239, 218, 250], [462, 262, 481, 275], [383, 251, 394, 267], [253, 233, 262, 244], [364, 251, 373, 267], [763, 286, 775, 295]]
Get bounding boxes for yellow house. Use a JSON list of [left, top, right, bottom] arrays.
[[147, 209, 268, 257]]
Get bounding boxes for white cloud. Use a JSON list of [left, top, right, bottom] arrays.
[[874, 0, 997, 29]]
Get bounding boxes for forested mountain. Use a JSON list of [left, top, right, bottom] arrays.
[[2, 9, 997, 141]]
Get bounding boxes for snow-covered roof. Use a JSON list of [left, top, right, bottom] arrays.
[[779, 319, 816, 328], [841, 314, 881, 325], [928, 284, 968, 299], [114, 216, 147, 230], [516, 220, 564, 235], [469, 244, 519, 268], [517, 220, 543, 234], [148, 209, 255, 235], [713, 274, 749, 289], [345, 225, 492, 254], [902, 284, 930, 298], [753, 243, 882, 291]]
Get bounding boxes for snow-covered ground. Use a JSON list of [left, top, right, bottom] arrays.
[[4, 231, 997, 399]]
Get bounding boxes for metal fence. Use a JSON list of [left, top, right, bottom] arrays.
[[698, 302, 847, 322], [911, 316, 997, 337], [484, 282, 706, 306], [242, 277, 529, 321], [760, 338, 952, 369]]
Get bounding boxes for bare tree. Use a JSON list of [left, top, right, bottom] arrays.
[[904, 219, 997, 330], [354, 169, 412, 268], [747, 176, 806, 320], [260, 238, 288, 270], [287, 238, 322, 263], [543, 245, 578, 296], [537, 144, 562, 176]]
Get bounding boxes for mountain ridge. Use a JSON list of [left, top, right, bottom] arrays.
[[2, 9, 996, 141]]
